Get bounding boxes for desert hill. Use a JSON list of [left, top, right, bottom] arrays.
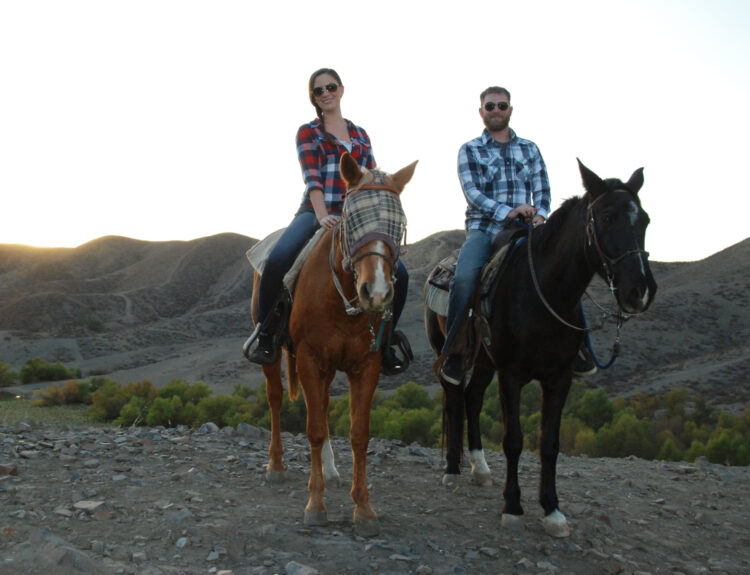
[[1, 232, 748, 411]]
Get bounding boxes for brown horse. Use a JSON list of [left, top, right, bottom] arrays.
[[251, 152, 417, 536]]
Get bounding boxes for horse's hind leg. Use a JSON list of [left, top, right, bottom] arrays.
[[499, 374, 525, 531], [539, 373, 572, 538], [465, 360, 494, 487], [347, 365, 381, 537], [263, 362, 286, 483]]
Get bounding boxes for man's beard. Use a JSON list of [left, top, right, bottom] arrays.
[[484, 115, 509, 132]]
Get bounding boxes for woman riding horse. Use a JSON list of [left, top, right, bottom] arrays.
[[244, 67, 410, 374]]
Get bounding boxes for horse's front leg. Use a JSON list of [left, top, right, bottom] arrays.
[[297, 352, 334, 527], [539, 373, 572, 538], [262, 362, 286, 483], [465, 360, 494, 487], [347, 362, 381, 537], [499, 374, 525, 531], [440, 378, 465, 489]]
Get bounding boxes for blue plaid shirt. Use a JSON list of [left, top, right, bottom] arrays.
[[458, 128, 550, 235], [296, 119, 376, 215]]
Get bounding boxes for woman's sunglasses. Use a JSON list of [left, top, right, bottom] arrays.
[[313, 83, 339, 97], [484, 101, 510, 112]]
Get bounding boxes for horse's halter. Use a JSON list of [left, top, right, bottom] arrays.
[[329, 174, 407, 318], [585, 190, 650, 286]]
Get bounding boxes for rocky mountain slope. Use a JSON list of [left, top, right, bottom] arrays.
[[1, 232, 748, 411]]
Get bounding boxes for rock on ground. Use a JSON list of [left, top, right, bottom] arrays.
[[2, 421, 750, 574]]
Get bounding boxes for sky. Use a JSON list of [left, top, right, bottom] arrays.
[[1, 0, 749, 262]]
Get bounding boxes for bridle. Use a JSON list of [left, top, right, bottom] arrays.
[[526, 189, 651, 365], [585, 192, 650, 286]]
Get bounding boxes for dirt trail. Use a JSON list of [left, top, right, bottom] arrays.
[[2, 420, 749, 574]]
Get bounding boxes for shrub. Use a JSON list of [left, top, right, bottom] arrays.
[[399, 408, 434, 445], [0, 360, 17, 387], [196, 395, 249, 428], [115, 396, 150, 427], [685, 440, 707, 462], [145, 396, 181, 427], [706, 430, 750, 466], [32, 383, 65, 406], [658, 436, 684, 462], [88, 380, 130, 421], [19, 358, 81, 384], [574, 388, 614, 431], [387, 381, 432, 410]]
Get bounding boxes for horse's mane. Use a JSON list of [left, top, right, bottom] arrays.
[[534, 195, 584, 246], [534, 175, 639, 246]]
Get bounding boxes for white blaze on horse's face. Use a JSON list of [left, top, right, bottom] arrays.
[[355, 239, 394, 312], [627, 198, 651, 305]]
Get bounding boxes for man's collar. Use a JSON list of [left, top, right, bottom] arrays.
[[482, 128, 516, 144]]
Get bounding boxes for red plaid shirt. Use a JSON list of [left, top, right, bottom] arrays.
[[296, 119, 376, 214]]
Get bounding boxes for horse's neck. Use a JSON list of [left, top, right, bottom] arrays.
[[530, 204, 594, 307]]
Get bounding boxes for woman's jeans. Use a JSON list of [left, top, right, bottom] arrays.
[[441, 229, 492, 355], [257, 207, 408, 332]]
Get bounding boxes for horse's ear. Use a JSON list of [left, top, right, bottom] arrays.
[[577, 158, 606, 199], [626, 167, 645, 195], [391, 160, 418, 193], [340, 152, 363, 187]]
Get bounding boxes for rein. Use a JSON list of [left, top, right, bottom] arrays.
[[525, 193, 647, 367]]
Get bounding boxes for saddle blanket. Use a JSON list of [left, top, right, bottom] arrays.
[[245, 227, 327, 294], [424, 241, 516, 317]]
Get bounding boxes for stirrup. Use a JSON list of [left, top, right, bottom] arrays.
[[242, 324, 263, 360], [392, 329, 414, 362], [381, 330, 413, 376]]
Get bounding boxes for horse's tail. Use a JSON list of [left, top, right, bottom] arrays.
[[285, 351, 299, 402]]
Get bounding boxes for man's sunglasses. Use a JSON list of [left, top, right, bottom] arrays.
[[313, 83, 339, 97], [484, 101, 510, 112]]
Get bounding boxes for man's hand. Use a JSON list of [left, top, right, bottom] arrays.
[[507, 204, 536, 222]]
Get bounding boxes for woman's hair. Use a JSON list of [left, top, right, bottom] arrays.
[[309, 68, 344, 144]]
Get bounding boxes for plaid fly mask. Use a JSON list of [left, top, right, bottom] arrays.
[[340, 173, 407, 275]]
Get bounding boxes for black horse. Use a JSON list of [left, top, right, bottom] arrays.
[[424, 160, 657, 537]]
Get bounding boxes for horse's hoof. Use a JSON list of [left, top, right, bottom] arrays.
[[441, 473, 459, 489], [543, 510, 570, 538], [501, 513, 525, 531], [354, 517, 380, 538], [470, 472, 493, 487], [265, 469, 285, 484], [304, 509, 328, 527]]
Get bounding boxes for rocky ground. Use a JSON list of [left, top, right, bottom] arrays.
[[2, 419, 749, 575]]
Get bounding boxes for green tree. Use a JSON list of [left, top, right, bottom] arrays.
[[573, 388, 614, 431], [387, 381, 431, 410], [658, 436, 683, 462], [706, 430, 750, 466]]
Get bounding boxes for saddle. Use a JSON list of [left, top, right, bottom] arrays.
[[425, 224, 528, 362], [425, 223, 527, 317]]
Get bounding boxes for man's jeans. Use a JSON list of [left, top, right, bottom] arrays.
[[441, 229, 493, 355]]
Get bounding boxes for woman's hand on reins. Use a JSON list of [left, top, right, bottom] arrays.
[[319, 214, 341, 229]]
